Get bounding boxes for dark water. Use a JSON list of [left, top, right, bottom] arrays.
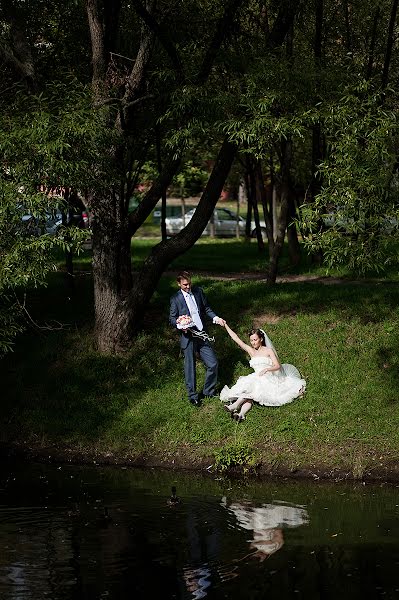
[[1, 459, 399, 600]]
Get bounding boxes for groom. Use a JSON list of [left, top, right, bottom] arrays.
[[169, 271, 225, 406]]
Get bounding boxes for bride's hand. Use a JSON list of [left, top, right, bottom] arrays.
[[214, 317, 226, 327], [258, 368, 268, 376]]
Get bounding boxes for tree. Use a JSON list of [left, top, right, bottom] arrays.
[[300, 84, 399, 273], [0, 179, 86, 355], [4, 0, 397, 356], [83, 0, 301, 351]]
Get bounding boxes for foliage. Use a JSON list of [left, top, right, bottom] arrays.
[[0, 79, 113, 354], [0, 178, 87, 356], [3, 0, 399, 357], [299, 83, 399, 273], [1, 82, 117, 190], [171, 161, 210, 197], [213, 442, 257, 473]]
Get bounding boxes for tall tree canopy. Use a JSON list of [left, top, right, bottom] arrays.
[[1, 0, 398, 353]]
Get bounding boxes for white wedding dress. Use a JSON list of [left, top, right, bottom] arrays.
[[220, 356, 305, 407], [221, 498, 309, 558]]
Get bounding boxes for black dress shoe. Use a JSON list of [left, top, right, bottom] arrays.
[[189, 398, 201, 407]]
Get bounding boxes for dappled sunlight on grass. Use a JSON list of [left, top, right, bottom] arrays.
[[2, 269, 399, 473], [50, 235, 399, 281]]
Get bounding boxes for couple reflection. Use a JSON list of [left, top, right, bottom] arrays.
[[182, 498, 309, 599], [221, 498, 309, 562], [182, 564, 212, 600]]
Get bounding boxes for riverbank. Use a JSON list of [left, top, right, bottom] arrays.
[[2, 267, 399, 482], [3, 437, 399, 484]]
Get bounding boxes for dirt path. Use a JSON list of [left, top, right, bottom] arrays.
[[166, 270, 390, 285]]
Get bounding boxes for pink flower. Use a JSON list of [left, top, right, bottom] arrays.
[[176, 315, 193, 328]]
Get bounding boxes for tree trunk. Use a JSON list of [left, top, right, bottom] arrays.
[[255, 159, 274, 251], [266, 13, 297, 282], [236, 193, 240, 238], [0, 5, 36, 92], [126, 139, 237, 338], [243, 170, 253, 239], [308, 0, 324, 264], [91, 193, 133, 352], [155, 126, 167, 240], [365, 6, 381, 79], [382, 0, 399, 89], [344, 0, 352, 54], [92, 139, 236, 351], [267, 139, 292, 283], [287, 193, 301, 266], [272, 185, 278, 241], [247, 157, 265, 252], [266, 189, 289, 283]]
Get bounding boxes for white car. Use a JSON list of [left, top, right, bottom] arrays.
[[165, 207, 267, 239]]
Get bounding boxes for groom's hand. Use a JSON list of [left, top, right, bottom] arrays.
[[214, 317, 226, 326]]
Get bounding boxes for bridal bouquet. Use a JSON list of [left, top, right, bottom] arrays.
[[176, 314, 215, 342], [176, 314, 194, 329]]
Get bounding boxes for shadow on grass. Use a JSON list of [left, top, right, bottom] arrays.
[[2, 325, 183, 445], [1, 273, 181, 444], [2, 269, 399, 450]]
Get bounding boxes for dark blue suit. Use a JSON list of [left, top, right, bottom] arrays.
[[169, 286, 218, 402]]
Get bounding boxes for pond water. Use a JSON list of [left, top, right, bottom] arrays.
[[1, 458, 399, 599]]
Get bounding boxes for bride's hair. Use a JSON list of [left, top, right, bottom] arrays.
[[249, 328, 266, 346]]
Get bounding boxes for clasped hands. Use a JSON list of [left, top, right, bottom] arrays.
[[214, 317, 226, 326]]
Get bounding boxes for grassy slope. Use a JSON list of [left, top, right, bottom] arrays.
[[2, 238, 399, 478]]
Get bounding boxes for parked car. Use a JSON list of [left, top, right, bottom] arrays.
[[21, 207, 89, 236], [152, 205, 185, 223], [165, 207, 267, 239], [322, 207, 398, 235], [20, 210, 63, 236]]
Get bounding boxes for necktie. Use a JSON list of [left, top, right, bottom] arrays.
[[187, 293, 203, 330]]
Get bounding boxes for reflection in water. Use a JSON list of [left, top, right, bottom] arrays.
[[1, 459, 399, 599], [183, 565, 211, 599], [222, 499, 309, 562]]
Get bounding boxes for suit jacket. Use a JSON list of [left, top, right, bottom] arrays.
[[169, 286, 217, 348]]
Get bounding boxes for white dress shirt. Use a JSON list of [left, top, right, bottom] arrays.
[[182, 290, 203, 330], [181, 289, 220, 331]]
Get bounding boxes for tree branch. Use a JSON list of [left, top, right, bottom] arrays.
[[128, 138, 237, 305], [130, 0, 184, 78], [14, 293, 70, 332], [0, 11, 36, 92], [123, 25, 155, 104], [197, 0, 245, 84], [128, 154, 181, 235], [86, 0, 107, 93], [267, 0, 304, 49]]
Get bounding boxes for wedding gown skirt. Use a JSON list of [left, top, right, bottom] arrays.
[[220, 356, 305, 407]]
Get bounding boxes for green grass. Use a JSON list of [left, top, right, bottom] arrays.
[[55, 235, 399, 280], [2, 268, 399, 478]]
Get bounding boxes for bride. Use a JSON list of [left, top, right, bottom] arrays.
[[220, 323, 306, 422]]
